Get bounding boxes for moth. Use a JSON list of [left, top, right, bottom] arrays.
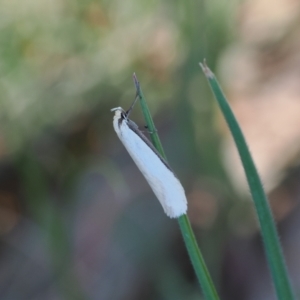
[[111, 97, 187, 218]]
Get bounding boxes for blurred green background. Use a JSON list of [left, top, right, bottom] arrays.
[[1, 0, 300, 299]]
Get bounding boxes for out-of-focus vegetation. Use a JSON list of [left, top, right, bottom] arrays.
[[1, 0, 300, 299]]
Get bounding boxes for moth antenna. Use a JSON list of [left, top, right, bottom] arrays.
[[126, 92, 139, 118], [126, 72, 142, 118]]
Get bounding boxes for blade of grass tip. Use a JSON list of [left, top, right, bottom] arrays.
[[132, 73, 219, 300], [199, 61, 294, 300], [132, 73, 166, 158]]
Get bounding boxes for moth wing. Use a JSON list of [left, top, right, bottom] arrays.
[[114, 117, 187, 218]]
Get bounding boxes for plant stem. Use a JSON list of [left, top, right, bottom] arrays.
[[132, 74, 166, 159], [133, 73, 219, 300], [178, 215, 219, 300], [200, 61, 294, 300]]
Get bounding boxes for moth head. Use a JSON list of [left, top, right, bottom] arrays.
[[111, 107, 127, 120]]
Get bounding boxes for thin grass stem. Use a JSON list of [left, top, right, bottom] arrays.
[[200, 61, 294, 300], [133, 73, 219, 300]]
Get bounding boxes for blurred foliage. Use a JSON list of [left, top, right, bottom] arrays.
[[0, 0, 234, 153], [0, 0, 246, 299]]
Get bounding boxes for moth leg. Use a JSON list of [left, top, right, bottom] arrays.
[[144, 125, 158, 134]]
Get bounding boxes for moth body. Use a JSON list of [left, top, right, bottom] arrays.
[[112, 108, 187, 218]]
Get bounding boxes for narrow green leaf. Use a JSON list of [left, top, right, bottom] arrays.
[[133, 73, 219, 300], [177, 215, 219, 300], [132, 73, 166, 158], [200, 61, 294, 300]]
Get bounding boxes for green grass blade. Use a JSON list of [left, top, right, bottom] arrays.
[[200, 61, 294, 300], [133, 73, 219, 300], [132, 73, 166, 159], [177, 215, 220, 300]]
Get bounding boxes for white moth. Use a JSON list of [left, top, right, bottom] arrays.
[[111, 100, 187, 218]]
